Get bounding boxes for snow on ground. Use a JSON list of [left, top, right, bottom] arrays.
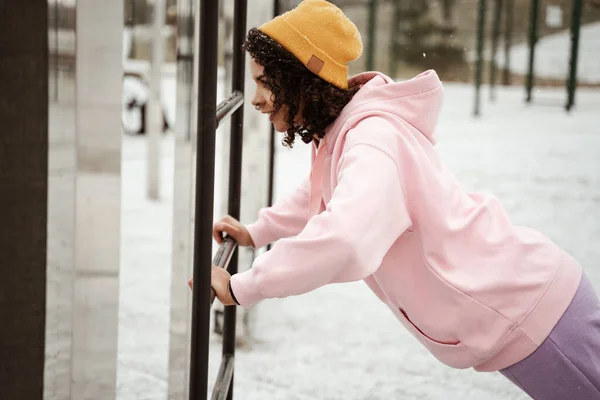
[[116, 82, 600, 400], [482, 22, 600, 84]]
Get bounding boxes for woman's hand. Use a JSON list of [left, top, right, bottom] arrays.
[[187, 265, 237, 306], [213, 215, 255, 248]]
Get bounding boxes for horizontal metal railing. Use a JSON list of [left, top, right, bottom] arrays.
[[210, 237, 237, 306], [216, 91, 243, 129]]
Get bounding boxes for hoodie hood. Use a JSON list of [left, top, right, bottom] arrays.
[[326, 70, 444, 147]]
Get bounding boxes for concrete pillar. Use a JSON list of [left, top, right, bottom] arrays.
[[70, 0, 123, 398], [45, 1, 76, 398], [167, 0, 197, 398], [46, 0, 124, 398]]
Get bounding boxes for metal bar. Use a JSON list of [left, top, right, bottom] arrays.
[[188, 0, 219, 398], [211, 355, 235, 400], [489, 0, 503, 100], [216, 91, 244, 128], [213, 237, 238, 269], [221, 2, 247, 400], [366, 0, 378, 71], [388, 0, 401, 77], [525, 0, 539, 103], [266, 128, 276, 250], [266, 0, 280, 252], [473, 0, 487, 117], [53, 0, 59, 101], [210, 237, 238, 305], [565, 0, 583, 111], [502, 0, 514, 85]]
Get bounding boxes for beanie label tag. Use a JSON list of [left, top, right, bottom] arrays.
[[307, 55, 325, 74]]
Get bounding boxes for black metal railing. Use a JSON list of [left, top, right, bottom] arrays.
[[209, 237, 238, 400], [211, 354, 235, 400], [473, 0, 583, 116], [266, 0, 280, 252], [188, 0, 248, 399]]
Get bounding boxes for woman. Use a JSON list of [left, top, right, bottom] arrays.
[[197, 1, 600, 398]]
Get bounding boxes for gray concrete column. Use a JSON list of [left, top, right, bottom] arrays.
[[45, 0, 77, 398], [70, 0, 123, 398], [168, 0, 197, 397]]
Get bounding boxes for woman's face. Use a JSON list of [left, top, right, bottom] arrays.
[[249, 58, 290, 133]]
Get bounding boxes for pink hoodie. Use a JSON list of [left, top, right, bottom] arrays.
[[230, 70, 582, 372]]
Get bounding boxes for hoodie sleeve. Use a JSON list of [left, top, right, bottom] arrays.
[[230, 142, 412, 308], [244, 177, 310, 249]]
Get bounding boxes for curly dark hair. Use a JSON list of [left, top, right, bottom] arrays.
[[243, 28, 359, 147]]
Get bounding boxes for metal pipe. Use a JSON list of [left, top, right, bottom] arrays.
[[216, 91, 244, 128], [473, 0, 487, 117], [53, 0, 59, 101], [366, 0, 378, 71], [211, 355, 235, 400], [188, 0, 219, 398], [266, 0, 280, 252], [222, 3, 247, 400], [566, 0, 583, 111], [210, 237, 238, 305], [490, 0, 503, 100], [502, 0, 514, 85], [525, 0, 539, 103]]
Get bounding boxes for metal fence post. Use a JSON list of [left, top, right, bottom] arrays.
[[473, 0, 487, 117], [566, 0, 583, 111], [525, 0, 539, 103], [189, 0, 219, 398]]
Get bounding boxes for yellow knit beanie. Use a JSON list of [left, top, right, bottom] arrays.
[[259, 0, 363, 90]]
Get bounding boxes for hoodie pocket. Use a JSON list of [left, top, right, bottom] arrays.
[[399, 308, 460, 346], [397, 307, 478, 369]]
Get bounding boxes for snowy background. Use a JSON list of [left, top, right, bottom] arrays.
[[486, 21, 600, 84], [115, 26, 600, 400]]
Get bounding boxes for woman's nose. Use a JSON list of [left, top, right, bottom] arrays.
[[251, 97, 263, 111], [250, 86, 259, 104]]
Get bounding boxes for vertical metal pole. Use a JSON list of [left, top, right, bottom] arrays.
[[490, 0, 502, 100], [54, 0, 59, 101], [189, 0, 219, 399], [525, 0, 539, 103], [566, 0, 583, 111], [474, 0, 487, 117], [0, 1, 48, 398], [502, 0, 513, 85], [222, 2, 247, 400], [266, 0, 280, 252], [366, 0, 377, 71], [389, 0, 401, 77], [131, 0, 137, 58]]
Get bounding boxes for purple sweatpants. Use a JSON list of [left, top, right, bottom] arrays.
[[500, 273, 600, 399]]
